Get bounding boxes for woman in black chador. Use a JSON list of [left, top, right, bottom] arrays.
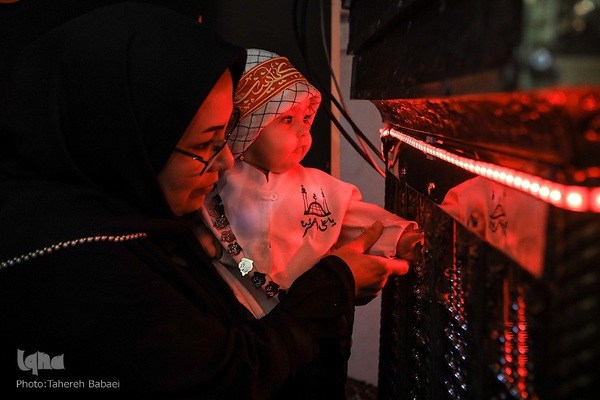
[[0, 3, 409, 398]]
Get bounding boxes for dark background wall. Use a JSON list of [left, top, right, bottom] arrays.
[[0, 1, 203, 107]]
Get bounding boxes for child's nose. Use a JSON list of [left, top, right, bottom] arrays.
[[296, 123, 310, 136]]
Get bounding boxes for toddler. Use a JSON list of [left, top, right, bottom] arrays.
[[201, 48, 422, 317]]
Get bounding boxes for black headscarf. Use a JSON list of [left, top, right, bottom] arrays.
[[0, 2, 246, 262], [0, 1, 206, 111]]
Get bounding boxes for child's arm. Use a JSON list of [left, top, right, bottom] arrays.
[[338, 189, 421, 260]]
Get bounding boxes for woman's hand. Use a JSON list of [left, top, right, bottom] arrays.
[[331, 221, 410, 305]]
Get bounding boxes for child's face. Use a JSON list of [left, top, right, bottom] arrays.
[[242, 97, 315, 174]]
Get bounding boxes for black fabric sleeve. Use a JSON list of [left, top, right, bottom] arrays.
[[267, 255, 355, 338], [264, 256, 357, 400], [0, 241, 356, 400]]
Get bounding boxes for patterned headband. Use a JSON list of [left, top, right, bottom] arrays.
[[234, 56, 306, 118], [227, 48, 321, 157]]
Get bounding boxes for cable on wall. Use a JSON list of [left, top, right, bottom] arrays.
[[292, 0, 386, 177]]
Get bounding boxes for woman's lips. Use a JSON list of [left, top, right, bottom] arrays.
[[192, 181, 218, 196]]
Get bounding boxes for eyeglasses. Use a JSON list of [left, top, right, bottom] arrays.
[[173, 107, 239, 175]]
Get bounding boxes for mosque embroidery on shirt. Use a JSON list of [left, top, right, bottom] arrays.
[[300, 185, 336, 237]]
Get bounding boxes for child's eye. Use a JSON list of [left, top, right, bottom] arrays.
[[303, 115, 312, 124], [281, 116, 293, 124]]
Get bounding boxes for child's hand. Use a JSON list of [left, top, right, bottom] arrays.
[[396, 226, 424, 261], [193, 223, 222, 259], [331, 221, 410, 305]]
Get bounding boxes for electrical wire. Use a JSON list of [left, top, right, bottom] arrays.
[[318, 0, 386, 176], [292, 0, 386, 177], [298, 0, 384, 163]]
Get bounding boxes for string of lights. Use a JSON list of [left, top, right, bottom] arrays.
[[383, 127, 600, 213]]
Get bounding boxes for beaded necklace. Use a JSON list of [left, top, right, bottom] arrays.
[[205, 194, 285, 300], [0, 232, 148, 271]]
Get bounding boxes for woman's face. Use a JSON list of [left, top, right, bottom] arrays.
[[158, 70, 234, 216], [242, 97, 314, 174]]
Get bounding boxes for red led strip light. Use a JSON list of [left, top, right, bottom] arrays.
[[382, 127, 600, 213]]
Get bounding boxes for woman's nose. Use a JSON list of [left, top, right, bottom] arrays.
[[212, 145, 234, 172]]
